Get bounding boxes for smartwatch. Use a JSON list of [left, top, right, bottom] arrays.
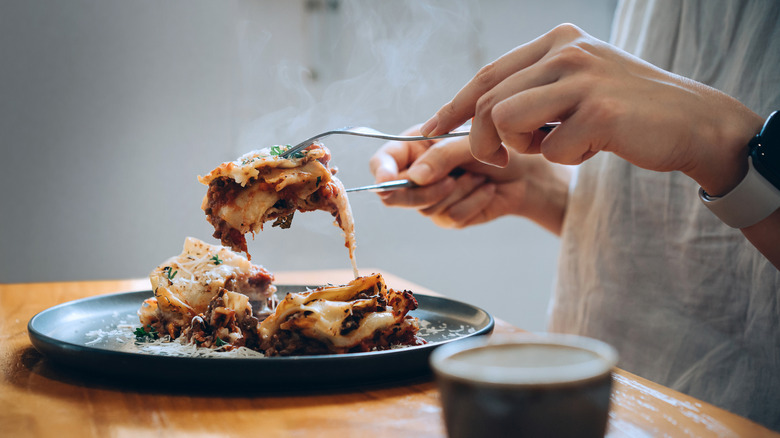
[[699, 111, 780, 228]]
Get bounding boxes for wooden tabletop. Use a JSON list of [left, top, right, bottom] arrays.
[[1, 269, 777, 437]]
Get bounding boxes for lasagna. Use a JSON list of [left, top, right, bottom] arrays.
[[259, 273, 425, 356], [198, 143, 358, 277], [137, 245, 425, 355], [138, 237, 276, 349]]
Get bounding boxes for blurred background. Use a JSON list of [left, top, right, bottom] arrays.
[[0, 0, 616, 330]]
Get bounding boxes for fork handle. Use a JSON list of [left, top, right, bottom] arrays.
[[282, 129, 470, 158], [345, 179, 417, 193], [346, 168, 466, 193], [282, 122, 559, 158]]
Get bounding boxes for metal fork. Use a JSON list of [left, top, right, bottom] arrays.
[[282, 122, 560, 159], [342, 122, 561, 193], [346, 179, 418, 193], [347, 169, 467, 193], [280, 125, 472, 159]]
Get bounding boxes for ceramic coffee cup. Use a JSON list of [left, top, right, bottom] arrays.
[[430, 333, 618, 438]]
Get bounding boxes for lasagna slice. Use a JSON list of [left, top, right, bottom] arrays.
[[138, 237, 276, 347], [259, 273, 426, 356], [198, 143, 358, 277]]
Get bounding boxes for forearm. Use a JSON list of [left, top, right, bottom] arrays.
[[685, 107, 780, 270]]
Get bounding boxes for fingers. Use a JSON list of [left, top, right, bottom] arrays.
[[538, 107, 606, 165], [469, 92, 509, 167], [378, 136, 475, 208], [488, 73, 607, 165], [469, 58, 563, 165], [369, 125, 432, 183], [421, 32, 555, 138], [380, 176, 457, 208], [449, 183, 500, 228], [420, 173, 485, 215], [491, 80, 578, 153], [427, 178, 498, 229], [421, 24, 595, 167], [406, 136, 474, 185], [369, 141, 405, 183]]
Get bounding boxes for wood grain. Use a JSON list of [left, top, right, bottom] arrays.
[[1, 271, 776, 437]]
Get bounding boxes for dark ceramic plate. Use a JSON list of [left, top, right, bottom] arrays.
[[28, 286, 493, 387]]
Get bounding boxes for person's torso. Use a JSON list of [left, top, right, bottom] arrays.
[[549, 0, 780, 429]]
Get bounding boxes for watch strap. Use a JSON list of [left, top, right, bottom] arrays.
[[699, 156, 780, 228]]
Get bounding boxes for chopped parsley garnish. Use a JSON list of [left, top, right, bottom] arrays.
[[316, 176, 321, 187], [134, 325, 159, 341], [163, 266, 178, 280], [270, 145, 305, 159], [210, 254, 223, 265], [215, 337, 228, 347]]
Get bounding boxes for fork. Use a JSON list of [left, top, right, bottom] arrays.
[[346, 179, 418, 193], [279, 125, 472, 159], [347, 168, 469, 193], [281, 122, 560, 159], [341, 122, 561, 193]]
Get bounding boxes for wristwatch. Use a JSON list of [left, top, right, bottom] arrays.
[[699, 111, 780, 228]]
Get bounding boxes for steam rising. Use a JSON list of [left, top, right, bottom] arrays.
[[234, 1, 482, 154], [230, 0, 483, 267]]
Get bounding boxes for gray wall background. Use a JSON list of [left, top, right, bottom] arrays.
[[0, 0, 616, 331]]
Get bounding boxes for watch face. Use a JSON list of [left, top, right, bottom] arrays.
[[751, 111, 780, 190]]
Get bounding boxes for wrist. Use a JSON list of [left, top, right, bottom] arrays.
[[698, 111, 780, 228], [687, 109, 763, 196]]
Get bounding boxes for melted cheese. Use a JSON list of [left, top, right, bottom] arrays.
[[200, 143, 359, 278], [219, 185, 280, 233], [329, 177, 358, 277], [259, 274, 411, 349], [293, 297, 397, 347], [148, 237, 273, 318], [219, 290, 252, 320], [198, 146, 331, 187]]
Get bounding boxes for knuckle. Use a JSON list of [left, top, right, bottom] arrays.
[[475, 93, 498, 120], [549, 44, 591, 70], [474, 62, 498, 90], [584, 97, 624, 127], [551, 23, 585, 40], [438, 100, 459, 119], [491, 103, 513, 134]]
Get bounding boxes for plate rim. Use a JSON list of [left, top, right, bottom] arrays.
[[28, 287, 495, 364]]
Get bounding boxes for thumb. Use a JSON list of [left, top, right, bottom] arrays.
[[371, 152, 401, 183], [407, 136, 472, 185]]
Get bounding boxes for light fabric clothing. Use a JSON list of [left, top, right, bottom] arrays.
[[549, 0, 780, 430]]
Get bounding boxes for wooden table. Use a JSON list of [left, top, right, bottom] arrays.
[[1, 270, 777, 437]]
